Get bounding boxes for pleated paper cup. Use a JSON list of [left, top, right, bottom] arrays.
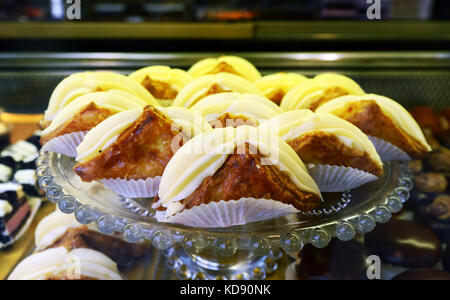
[[368, 135, 411, 162], [41, 131, 87, 157], [308, 164, 378, 192], [160, 198, 299, 228], [100, 177, 161, 198]]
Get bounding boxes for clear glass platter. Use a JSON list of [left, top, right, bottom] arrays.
[[36, 151, 413, 279]]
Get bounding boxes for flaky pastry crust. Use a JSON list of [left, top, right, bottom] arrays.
[[309, 87, 349, 111], [141, 76, 178, 100], [335, 100, 429, 159], [40, 102, 114, 146], [165, 144, 321, 212], [74, 106, 186, 181], [207, 61, 241, 77], [289, 130, 383, 176], [47, 226, 148, 265]]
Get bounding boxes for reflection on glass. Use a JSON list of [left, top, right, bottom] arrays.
[[0, 0, 447, 22]]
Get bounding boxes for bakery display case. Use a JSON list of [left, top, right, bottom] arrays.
[[0, 50, 447, 280], [0, 0, 449, 282]]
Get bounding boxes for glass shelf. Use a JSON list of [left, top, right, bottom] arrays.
[[36, 151, 413, 279]]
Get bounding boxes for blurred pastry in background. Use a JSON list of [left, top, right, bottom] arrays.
[[8, 247, 123, 280], [191, 92, 281, 128], [129, 66, 192, 107], [260, 110, 383, 192], [74, 106, 211, 198], [0, 156, 15, 184], [392, 268, 450, 280], [188, 56, 261, 82], [317, 94, 431, 161], [40, 90, 152, 157], [254, 72, 307, 105], [1, 139, 39, 168], [173, 73, 262, 108], [0, 183, 41, 249], [280, 73, 364, 112], [409, 106, 445, 150], [43, 71, 157, 127], [35, 210, 148, 266], [364, 219, 442, 279]]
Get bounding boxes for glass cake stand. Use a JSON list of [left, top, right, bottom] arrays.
[[35, 151, 413, 280]]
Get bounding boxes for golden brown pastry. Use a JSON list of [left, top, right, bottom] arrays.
[[43, 71, 157, 127], [260, 110, 383, 176], [40, 90, 151, 157], [190, 92, 282, 128], [155, 126, 322, 226], [254, 72, 307, 105], [188, 56, 261, 82], [8, 247, 122, 280], [74, 106, 183, 182], [281, 73, 364, 112], [129, 66, 192, 107], [74, 105, 211, 197], [317, 94, 432, 160], [172, 73, 262, 108]]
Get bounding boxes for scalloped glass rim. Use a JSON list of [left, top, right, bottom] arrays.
[[36, 151, 413, 247]]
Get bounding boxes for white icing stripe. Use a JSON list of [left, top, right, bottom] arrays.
[[0, 200, 13, 217], [280, 73, 364, 111], [191, 93, 282, 126], [128, 65, 192, 103], [255, 73, 307, 96], [14, 170, 36, 186], [76, 108, 143, 163], [44, 71, 158, 122], [0, 183, 22, 193], [0, 164, 12, 182], [173, 73, 262, 108]]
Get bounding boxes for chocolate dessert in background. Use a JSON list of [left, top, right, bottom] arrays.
[[364, 219, 442, 269], [408, 106, 450, 243], [0, 183, 31, 248], [296, 239, 370, 280]]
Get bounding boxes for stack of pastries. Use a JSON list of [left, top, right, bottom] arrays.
[[39, 55, 431, 228]]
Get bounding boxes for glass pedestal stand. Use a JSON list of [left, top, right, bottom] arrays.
[[36, 151, 413, 280]]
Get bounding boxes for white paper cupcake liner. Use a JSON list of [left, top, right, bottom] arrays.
[[42, 131, 87, 157], [100, 177, 161, 198], [308, 164, 378, 192], [161, 198, 299, 228], [368, 135, 411, 162]]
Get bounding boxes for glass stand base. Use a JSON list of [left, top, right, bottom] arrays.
[[162, 245, 283, 280]]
